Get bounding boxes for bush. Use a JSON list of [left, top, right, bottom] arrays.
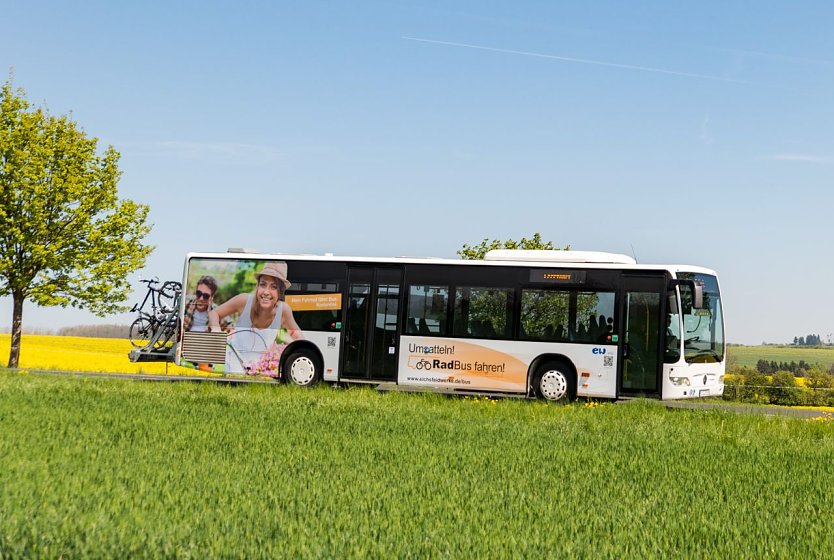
[[744, 372, 771, 404], [723, 368, 834, 407], [724, 371, 771, 404], [805, 369, 834, 406], [722, 375, 744, 401], [769, 371, 805, 406], [806, 369, 834, 389]]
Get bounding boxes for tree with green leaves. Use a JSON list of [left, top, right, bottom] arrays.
[[457, 233, 593, 338], [0, 75, 152, 368], [214, 261, 258, 306], [457, 232, 569, 260]]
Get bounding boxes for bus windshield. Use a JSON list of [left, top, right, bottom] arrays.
[[678, 273, 724, 364]]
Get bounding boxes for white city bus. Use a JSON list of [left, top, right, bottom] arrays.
[[176, 250, 725, 401]]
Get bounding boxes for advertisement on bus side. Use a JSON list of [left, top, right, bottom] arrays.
[[178, 258, 340, 377], [398, 335, 618, 397]]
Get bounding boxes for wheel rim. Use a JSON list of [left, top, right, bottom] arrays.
[[540, 369, 568, 401], [289, 356, 316, 386], [130, 319, 152, 347]]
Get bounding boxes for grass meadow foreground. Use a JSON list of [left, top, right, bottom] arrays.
[[1, 373, 833, 557]]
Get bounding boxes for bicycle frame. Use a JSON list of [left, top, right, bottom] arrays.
[[131, 287, 154, 314], [132, 279, 171, 317]]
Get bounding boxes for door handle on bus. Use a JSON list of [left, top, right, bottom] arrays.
[[622, 343, 630, 359]]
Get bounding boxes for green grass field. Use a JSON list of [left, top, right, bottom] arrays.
[[728, 345, 834, 370], [1, 372, 833, 557]]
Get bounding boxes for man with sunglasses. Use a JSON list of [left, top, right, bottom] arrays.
[[183, 276, 229, 332]]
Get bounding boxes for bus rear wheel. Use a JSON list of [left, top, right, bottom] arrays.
[[283, 349, 321, 387], [534, 361, 575, 402]]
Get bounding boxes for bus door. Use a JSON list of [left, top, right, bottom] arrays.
[[618, 274, 665, 397], [341, 266, 403, 381]]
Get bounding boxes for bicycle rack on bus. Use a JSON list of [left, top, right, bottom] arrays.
[[128, 292, 181, 363]]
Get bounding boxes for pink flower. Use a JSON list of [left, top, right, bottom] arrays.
[[246, 342, 288, 377]]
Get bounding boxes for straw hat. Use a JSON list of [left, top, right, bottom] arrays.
[[255, 261, 291, 289]]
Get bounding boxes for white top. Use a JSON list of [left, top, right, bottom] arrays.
[[225, 295, 283, 374], [190, 310, 209, 332], [237, 295, 283, 329]]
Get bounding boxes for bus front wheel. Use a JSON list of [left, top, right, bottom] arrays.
[[534, 361, 575, 402], [283, 349, 321, 387]]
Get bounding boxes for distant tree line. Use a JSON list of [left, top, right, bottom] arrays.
[[0, 326, 53, 335], [755, 359, 824, 375], [56, 325, 130, 338], [0, 324, 129, 337], [793, 334, 828, 346]]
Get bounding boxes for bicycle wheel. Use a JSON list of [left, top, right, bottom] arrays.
[[129, 316, 154, 348], [152, 316, 179, 350], [158, 281, 182, 310], [226, 328, 269, 374]]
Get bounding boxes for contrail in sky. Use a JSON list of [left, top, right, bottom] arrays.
[[770, 154, 833, 164], [403, 36, 758, 85]]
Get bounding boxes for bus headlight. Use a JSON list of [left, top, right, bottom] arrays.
[[670, 376, 690, 386]]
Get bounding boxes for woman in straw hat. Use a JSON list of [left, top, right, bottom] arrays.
[[209, 261, 303, 373], [209, 261, 302, 335]]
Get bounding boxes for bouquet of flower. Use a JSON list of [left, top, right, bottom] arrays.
[[246, 327, 291, 378]]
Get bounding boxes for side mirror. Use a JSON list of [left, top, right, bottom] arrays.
[[692, 282, 704, 309], [670, 279, 705, 309]]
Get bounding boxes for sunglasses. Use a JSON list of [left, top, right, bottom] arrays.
[[195, 290, 212, 301]]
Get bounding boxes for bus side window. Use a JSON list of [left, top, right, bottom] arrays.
[[520, 289, 570, 341], [575, 292, 615, 344], [407, 285, 449, 336], [454, 286, 513, 339]]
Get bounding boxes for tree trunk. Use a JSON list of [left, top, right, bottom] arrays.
[[8, 291, 24, 368]]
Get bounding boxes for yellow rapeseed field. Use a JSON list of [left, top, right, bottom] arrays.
[[0, 334, 198, 375]]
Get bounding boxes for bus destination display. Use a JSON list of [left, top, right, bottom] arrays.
[[529, 269, 587, 284]]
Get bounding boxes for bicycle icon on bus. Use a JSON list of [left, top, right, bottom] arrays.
[[414, 358, 432, 370]]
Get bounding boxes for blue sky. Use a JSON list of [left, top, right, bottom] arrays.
[[1, 1, 832, 345]]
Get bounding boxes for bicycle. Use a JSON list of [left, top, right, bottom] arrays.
[[225, 328, 271, 375], [129, 277, 182, 348]]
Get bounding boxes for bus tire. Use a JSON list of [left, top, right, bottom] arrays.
[[533, 361, 575, 402], [283, 349, 321, 387]]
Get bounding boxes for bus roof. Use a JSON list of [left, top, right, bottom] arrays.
[[184, 250, 718, 277], [485, 249, 636, 264]]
